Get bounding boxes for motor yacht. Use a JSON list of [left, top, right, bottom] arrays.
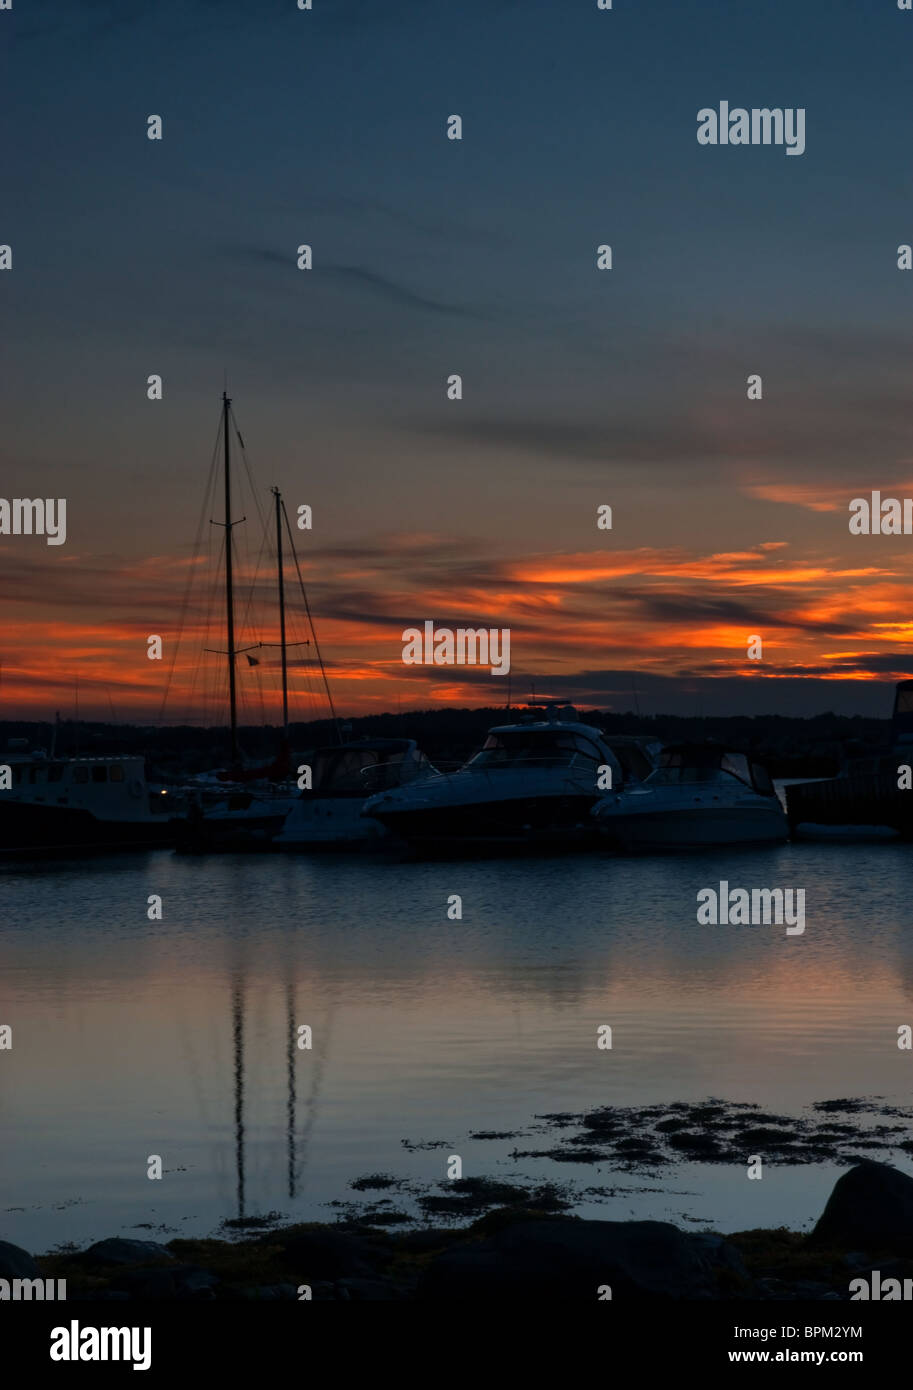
[[592, 742, 788, 851], [361, 705, 657, 852]]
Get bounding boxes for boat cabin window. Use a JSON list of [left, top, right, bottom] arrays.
[[48, 764, 65, 782], [310, 745, 412, 794], [92, 766, 108, 783], [720, 753, 752, 786], [469, 731, 602, 769], [651, 747, 771, 792], [110, 765, 125, 782], [28, 767, 41, 784], [610, 744, 654, 782], [73, 766, 89, 783]]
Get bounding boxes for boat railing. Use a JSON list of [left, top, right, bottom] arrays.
[[420, 754, 603, 792]]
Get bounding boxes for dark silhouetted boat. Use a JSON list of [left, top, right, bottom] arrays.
[[361, 703, 658, 853], [0, 739, 179, 853], [786, 680, 913, 839]]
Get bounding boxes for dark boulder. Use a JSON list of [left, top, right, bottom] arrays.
[[273, 1227, 383, 1279], [79, 1238, 175, 1266], [810, 1162, 913, 1251], [113, 1264, 218, 1298], [419, 1216, 750, 1300], [0, 1241, 40, 1279]]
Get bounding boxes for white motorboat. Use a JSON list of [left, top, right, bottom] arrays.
[[360, 705, 658, 852], [0, 741, 179, 852], [591, 742, 788, 851]]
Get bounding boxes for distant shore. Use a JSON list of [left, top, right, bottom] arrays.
[[0, 707, 890, 783]]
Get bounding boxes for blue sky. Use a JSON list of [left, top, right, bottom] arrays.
[[3, 0, 913, 718]]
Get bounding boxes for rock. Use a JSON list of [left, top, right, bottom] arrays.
[[80, 1238, 175, 1266], [174, 1267, 219, 1295], [419, 1217, 749, 1300], [335, 1276, 402, 1300], [112, 1264, 217, 1299], [0, 1241, 40, 1279], [112, 1268, 178, 1298], [274, 1228, 381, 1279], [810, 1162, 913, 1251], [242, 1282, 298, 1300], [689, 1232, 751, 1282]]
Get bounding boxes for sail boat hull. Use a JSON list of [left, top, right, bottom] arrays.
[[175, 794, 297, 853]]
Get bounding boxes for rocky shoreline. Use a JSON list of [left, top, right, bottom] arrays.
[[3, 1160, 913, 1300]]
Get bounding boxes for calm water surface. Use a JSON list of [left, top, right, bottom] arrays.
[[2, 840, 913, 1251]]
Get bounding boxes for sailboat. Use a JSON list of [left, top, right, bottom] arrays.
[[175, 393, 325, 852]]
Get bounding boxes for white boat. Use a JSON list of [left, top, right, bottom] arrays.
[[275, 739, 437, 849], [360, 705, 658, 852], [0, 742, 179, 852], [591, 743, 788, 851]]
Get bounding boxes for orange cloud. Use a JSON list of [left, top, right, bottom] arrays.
[[3, 529, 913, 719]]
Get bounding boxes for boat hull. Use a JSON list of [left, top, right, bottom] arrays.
[[0, 801, 178, 854], [175, 800, 294, 854], [596, 804, 788, 852], [786, 770, 913, 840], [370, 793, 602, 853], [275, 796, 393, 850]]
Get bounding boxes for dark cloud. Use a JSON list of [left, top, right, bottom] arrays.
[[238, 248, 486, 320]]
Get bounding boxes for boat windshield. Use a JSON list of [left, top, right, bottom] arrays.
[[467, 730, 604, 770], [647, 748, 769, 791], [307, 745, 434, 795]]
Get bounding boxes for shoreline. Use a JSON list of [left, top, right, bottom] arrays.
[[4, 1160, 913, 1301]]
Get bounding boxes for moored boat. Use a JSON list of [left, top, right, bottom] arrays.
[[274, 738, 437, 850], [592, 742, 788, 851], [360, 704, 658, 853], [0, 743, 180, 853], [786, 680, 913, 840]]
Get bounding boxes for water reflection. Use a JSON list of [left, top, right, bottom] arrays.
[[2, 841, 913, 1249]]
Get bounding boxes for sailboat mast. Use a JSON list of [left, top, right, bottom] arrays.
[[273, 486, 289, 737], [223, 392, 238, 760], [280, 498, 342, 744]]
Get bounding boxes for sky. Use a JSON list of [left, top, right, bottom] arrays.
[[3, 0, 913, 723]]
